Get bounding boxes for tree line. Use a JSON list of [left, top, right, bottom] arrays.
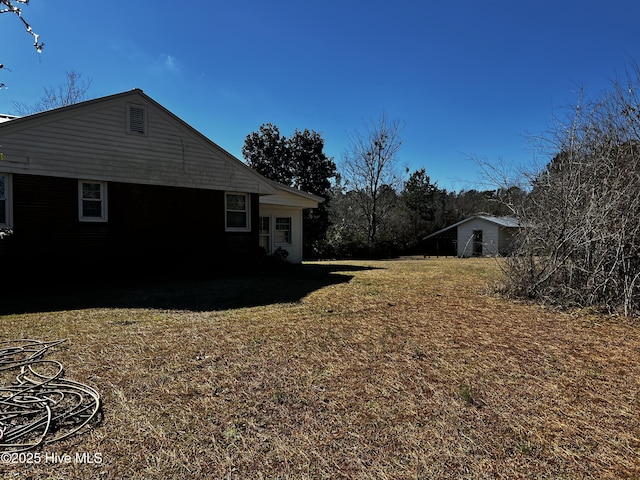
[[242, 115, 520, 259]]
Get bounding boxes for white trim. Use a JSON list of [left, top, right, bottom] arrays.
[[78, 180, 108, 222], [225, 192, 251, 232], [274, 216, 292, 246], [0, 173, 13, 228], [258, 214, 293, 251]]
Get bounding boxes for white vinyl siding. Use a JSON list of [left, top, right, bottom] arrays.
[[0, 91, 272, 195], [457, 219, 500, 257], [225, 192, 250, 231], [0, 173, 12, 228], [79, 180, 108, 222], [257, 206, 303, 263]]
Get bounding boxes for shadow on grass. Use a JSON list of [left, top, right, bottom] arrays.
[[1, 263, 379, 315]]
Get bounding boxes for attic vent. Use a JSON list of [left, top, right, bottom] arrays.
[[127, 105, 146, 135]]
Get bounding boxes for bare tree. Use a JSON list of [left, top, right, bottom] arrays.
[[13, 70, 92, 114], [342, 112, 403, 247], [491, 70, 640, 316]]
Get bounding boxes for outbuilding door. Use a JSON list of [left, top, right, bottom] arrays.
[[473, 229, 483, 256]]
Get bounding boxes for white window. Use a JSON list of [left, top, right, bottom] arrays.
[[0, 173, 12, 228], [79, 180, 108, 222], [275, 217, 291, 245], [225, 193, 250, 231], [127, 104, 147, 135], [259, 216, 270, 252]]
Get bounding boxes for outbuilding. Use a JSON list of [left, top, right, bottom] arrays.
[[422, 215, 520, 257]]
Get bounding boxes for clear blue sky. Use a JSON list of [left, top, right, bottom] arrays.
[[1, 1, 638, 192]]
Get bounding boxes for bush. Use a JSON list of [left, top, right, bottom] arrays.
[[501, 72, 640, 315]]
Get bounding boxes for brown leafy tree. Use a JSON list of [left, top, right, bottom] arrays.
[[242, 124, 336, 257], [242, 124, 292, 185]]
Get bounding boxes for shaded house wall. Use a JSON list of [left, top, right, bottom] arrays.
[[5, 173, 259, 279], [498, 227, 517, 254]]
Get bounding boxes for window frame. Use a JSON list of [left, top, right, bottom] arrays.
[[0, 173, 12, 228], [274, 216, 292, 245], [224, 192, 251, 232], [78, 180, 108, 222]]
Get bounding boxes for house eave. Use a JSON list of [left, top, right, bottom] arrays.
[[258, 178, 323, 209]]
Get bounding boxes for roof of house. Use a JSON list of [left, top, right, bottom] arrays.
[[259, 178, 324, 208], [423, 215, 521, 240]]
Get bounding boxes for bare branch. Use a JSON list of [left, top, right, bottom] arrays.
[[13, 70, 92, 115], [0, 0, 43, 53]]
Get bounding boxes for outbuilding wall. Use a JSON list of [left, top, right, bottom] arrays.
[[457, 218, 500, 257]]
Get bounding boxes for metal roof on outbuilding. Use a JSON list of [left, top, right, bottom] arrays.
[[423, 215, 521, 240]]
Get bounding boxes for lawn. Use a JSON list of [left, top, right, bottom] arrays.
[[1, 258, 639, 479]]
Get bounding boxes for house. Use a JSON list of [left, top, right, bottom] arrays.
[[422, 215, 520, 257], [0, 89, 321, 279]]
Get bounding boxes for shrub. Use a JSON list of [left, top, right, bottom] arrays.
[[501, 71, 640, 315]]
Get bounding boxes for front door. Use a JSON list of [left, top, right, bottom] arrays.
[[259, 216, 271, 253]]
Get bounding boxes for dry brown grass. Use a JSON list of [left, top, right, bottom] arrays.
[[1, 258, 639, 479]]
